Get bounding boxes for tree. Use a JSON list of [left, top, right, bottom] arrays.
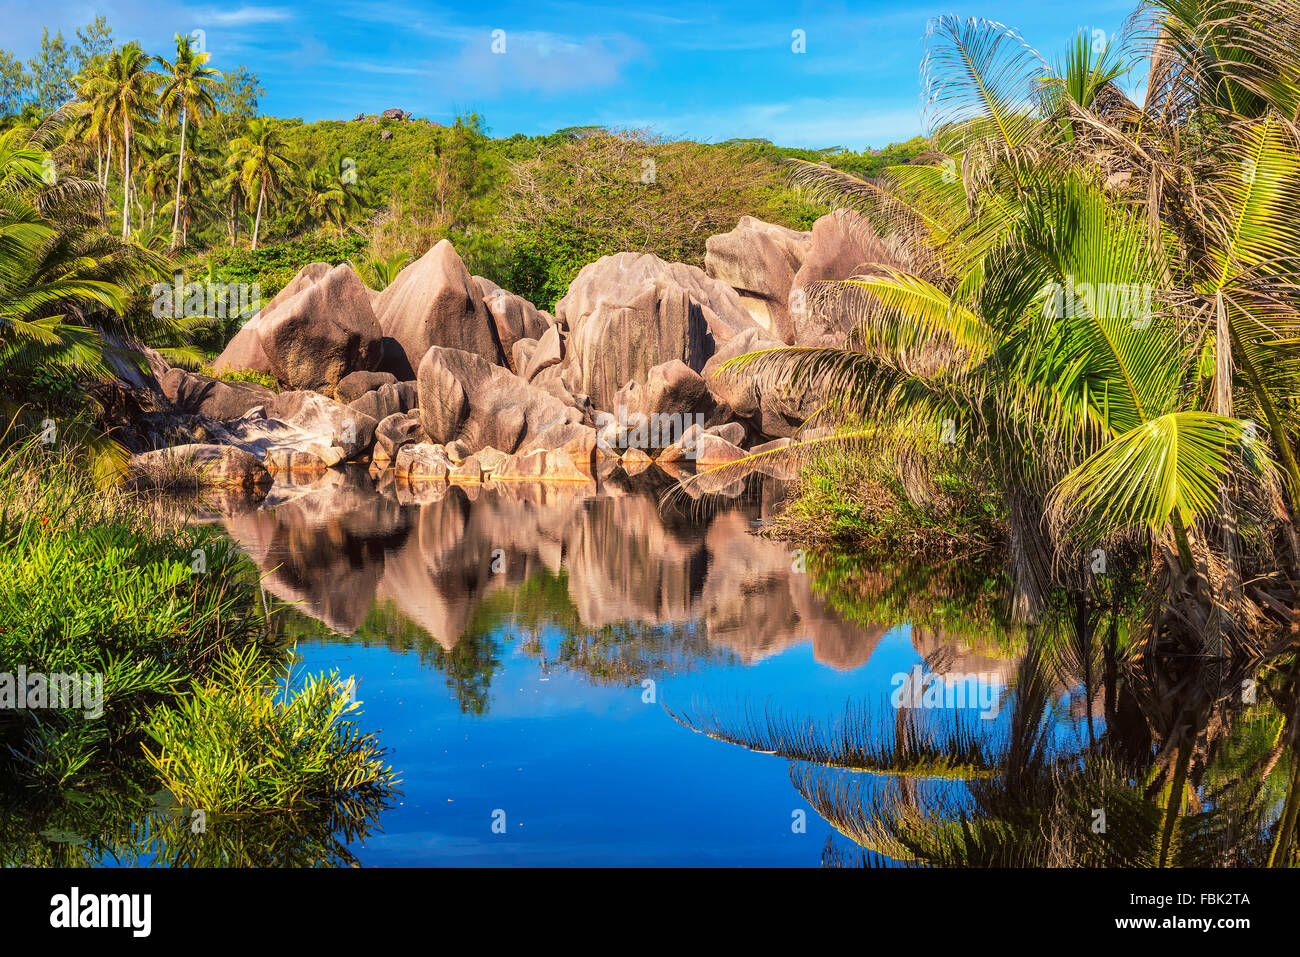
[[498, 127, 786, 308], [212, 65, 264, 140], [736, 3, 1300, 652], [227, 118, 295, 249], [0, 50, 30, 118], [72, 17, 114, 73], [27, 29, 75, 114], [83, 42, 159, 238], [0, 117, 184, 477], [156, 33, 218, 251]]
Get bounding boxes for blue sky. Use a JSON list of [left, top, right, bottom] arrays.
[[2, 0, 1139, 148]]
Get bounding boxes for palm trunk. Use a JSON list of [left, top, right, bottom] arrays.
[[103, 136, 113, 226], [121, 120, 132, 238], [251, 181, 265, 250], [95, 143, 106, 224], [1157, 734, 1191, 867], [1268, 739, 1300, 867], [170, 109, 187, 251]]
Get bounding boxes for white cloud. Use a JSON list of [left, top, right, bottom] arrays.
[[186, 5, 295, 26], [431, 30, 646, 97]]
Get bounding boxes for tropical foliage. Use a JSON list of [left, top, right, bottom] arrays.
[[729, 0, 1300, 658]]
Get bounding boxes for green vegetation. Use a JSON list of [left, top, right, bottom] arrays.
[[740, 2, 1300, 659], [0, 439, 397, 860], [772, 442, 1004, 560], [677, 0, 1300, 870], [143, 645, 395, 814]]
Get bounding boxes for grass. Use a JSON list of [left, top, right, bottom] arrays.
[[769, 447, 1006, 563], [199, 364, 280, 392], [0, 438, 397, 845], [143, 645, 396, 814]]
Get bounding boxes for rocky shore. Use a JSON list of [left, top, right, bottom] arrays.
[[120, 209, 892, 494]]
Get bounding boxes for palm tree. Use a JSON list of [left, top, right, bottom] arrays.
[[330, 153, 374, 222], [357, 250, 412, 291], [296, 166, 346, 234], [163, 136, 219, 248], [216, 161, 248, 247], [0, 120, 192, 478], [82, 42, 159, 238], [72, 58, 118, 225], [727, 3, 1300, 652], [156, 34, 217, 252], [226, 118, 295, 250]]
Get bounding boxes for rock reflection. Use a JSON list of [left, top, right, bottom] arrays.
[[194, 468, 983, 681]]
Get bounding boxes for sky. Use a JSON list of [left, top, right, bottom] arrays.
[[1, 0, 1142, 149]]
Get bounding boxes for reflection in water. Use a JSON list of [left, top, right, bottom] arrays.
[[677, 615, 1300, 867], [0, 785, 391, 867], [205, 467, 897, 681], [15, 464, 1296, 866]]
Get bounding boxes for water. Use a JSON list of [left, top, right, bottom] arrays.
[[201, 466, 1025, 866], [10, 464, 1291, 867]]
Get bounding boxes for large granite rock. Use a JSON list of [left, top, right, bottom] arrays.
[[474, 276, 552, 372], [258, 264, 384, 396], [375, 241, 505, 374], [701, 327, 814, 439], [128, 443, 272, 490], [791, 210, 899, 345], [492, 448, 590, 482], [159, 367, 275, 421], [416, 346, 587, 456], [700, 327, 779, 420], [553, 256, 759, 416], [522, 325, 565, 383], [705, 216, 812, 343], [559, 274, 706, 413], [335, 370, 398, 404], [209, 391, 379, 465], [554, 253, 773, 414], [347, 380, 418, 424], [394, 442, 454, 481], [373, 411, 425, 464], [210, 261, 331, 375]]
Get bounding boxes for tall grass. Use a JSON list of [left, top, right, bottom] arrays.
[[0, 439, 397, 859], [0, 439, 266, 789]]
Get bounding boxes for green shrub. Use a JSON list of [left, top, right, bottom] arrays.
[[0, 442, 266, 788], [208, 235, 366, 299], [199, 364, 279, 391], [143, 645, 397, 814]]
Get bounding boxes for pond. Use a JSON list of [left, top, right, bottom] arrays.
[[11, 465, 1289, 867], [181, 465, 1052, 866]]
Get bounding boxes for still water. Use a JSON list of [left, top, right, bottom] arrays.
[[193, 465, 1039, 866]]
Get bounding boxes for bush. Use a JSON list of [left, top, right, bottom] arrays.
[[208, 235, 366, 300], [199, 364, 278, 391], [143, 645, 397, 814], [0, 443, 265, 788]]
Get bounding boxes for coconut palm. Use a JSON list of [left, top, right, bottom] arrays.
[[725, 3, 1300, 652], [226, 118, 295, 250], [329, 153, 374, 221], [81, 42, 159, 238], [676, 622, 1299, 867], [296, 166, 346, 234], [356, 250, 412, 291], [156, 34, 218, 252], [1, 119, 195, 477]]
